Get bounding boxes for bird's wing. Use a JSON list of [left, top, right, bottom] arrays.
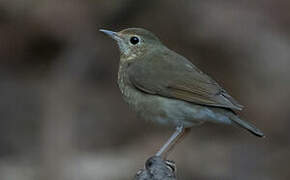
[[127, 50, 243, 111]]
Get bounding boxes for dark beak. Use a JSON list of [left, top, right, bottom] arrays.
[[99, 29, 122, 41]]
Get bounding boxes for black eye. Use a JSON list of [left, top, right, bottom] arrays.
[[130, 36, 140, 45]]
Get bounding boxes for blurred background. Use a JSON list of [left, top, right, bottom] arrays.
[[0, 0, 289, 179]]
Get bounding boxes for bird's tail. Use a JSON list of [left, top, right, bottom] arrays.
[[230, 115, 265, 137]]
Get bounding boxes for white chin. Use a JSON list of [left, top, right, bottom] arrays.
[[117, 42, 130, 56]]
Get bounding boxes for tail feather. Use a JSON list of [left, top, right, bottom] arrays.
[[231, 116, 265, 137]]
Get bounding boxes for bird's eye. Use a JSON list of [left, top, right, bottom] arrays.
[[130, 36, 140, 45]]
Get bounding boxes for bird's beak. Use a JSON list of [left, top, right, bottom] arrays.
[[99, 29, 122, 41]]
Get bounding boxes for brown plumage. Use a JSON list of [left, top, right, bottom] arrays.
[[100, 27, 264, 157], [128, 48, 244, 111]]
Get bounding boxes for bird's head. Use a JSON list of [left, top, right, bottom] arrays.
[[100, 28, 163, 61]]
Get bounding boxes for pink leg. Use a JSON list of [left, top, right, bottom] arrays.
[[156, 125, 191, 158]]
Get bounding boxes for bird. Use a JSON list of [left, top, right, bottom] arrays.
[[99, 27, 264, 157]]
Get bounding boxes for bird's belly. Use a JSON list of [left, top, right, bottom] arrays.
[[140, 96, 203, 128], [120, 85, 232, 128], [123, 92, 205, 127]]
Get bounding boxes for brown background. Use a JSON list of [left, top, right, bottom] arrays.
[[0, 0, 289, 179]]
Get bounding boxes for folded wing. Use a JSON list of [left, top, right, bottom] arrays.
[[127, 50, 243, 111]]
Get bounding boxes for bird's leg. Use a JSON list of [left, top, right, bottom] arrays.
[[156, 125, 190, 157], [163, 127, 191, 158]]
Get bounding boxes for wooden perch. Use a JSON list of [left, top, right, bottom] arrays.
[[134, 156, 177, 180]]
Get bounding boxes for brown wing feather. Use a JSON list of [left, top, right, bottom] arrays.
[[127, 49, 243, 111], [169, 84, 242, 110]]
